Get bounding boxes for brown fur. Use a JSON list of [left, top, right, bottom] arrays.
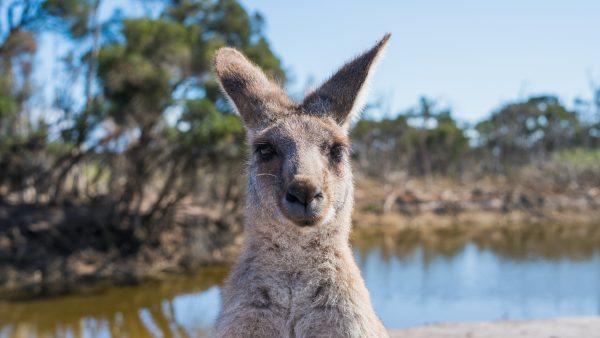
[[214, 34, 391, 338]]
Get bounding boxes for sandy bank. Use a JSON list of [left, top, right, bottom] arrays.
[[388, 317, 600, 338], [354, 178, 600, 229]]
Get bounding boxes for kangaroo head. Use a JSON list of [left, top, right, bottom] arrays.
[[214, 35, 389, 232]]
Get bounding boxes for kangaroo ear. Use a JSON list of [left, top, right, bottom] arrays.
[[214, 48, 292, 131], [301, 34, 390, 129]]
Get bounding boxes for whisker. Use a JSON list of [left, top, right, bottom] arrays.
[[257, 173, 279, 178]]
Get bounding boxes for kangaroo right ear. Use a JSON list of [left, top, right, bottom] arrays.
[[301, 34, 390, 130], [214, 48, 292, 131]]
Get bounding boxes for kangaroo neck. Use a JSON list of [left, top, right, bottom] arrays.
[[243, 218, 353, 270]]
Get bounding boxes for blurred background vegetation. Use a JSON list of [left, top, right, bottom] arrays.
[[0, 0, 283, 225], [1, 1, 600, 337], [0, 0, 599, 294]]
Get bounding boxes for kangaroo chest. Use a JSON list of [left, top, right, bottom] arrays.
[[250, 266, 331, 307], [242, 248, 347, 314]]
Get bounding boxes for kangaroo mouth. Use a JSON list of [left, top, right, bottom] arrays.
[[279, 198, 329, 227], [296, 217, 320, 227], [282, 210, 324, 227]]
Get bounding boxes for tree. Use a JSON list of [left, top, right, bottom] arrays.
[[476, 95, 581, 172], [0, 0, 286, 233], [0, 0, 44, 138], [351, 97, 468, 180], [352, 114, 412, 177], [0, 1, 51, 198], [89, 0, 285, 230]]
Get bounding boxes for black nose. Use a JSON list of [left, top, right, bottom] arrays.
[[285, 181, 323, 206]]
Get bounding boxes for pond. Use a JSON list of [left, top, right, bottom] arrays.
[[1, 226, 600, 337]]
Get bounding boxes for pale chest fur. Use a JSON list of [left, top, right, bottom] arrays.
[[217, 232, 386, 337]]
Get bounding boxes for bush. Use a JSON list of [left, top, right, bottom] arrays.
[[520, 148, 600, 190]]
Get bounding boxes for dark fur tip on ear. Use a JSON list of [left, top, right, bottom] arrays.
[[379, 33, 392, 48]]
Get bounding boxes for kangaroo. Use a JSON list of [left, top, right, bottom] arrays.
[[213, 34, 391, 338]]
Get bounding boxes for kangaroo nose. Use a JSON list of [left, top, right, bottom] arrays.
[[285, 181, 323, 206]]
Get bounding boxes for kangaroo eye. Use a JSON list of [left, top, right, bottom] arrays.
[[329, 144, 345, 163], [255, 144, 276, 161]]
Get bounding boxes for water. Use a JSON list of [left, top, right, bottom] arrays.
[[359, 243, 600, 327], [1, 227, 600, 337]]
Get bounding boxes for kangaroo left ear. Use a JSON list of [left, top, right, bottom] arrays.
[[214, 47, 293, 131], [301, 34, 390, 129]]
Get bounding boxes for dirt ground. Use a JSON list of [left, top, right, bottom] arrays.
[[388, 317, 600, 338]]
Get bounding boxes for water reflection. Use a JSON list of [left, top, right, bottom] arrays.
[[0, 267, 227, 338], [352, 223, 600, 263], [1, 224, 600, 337]]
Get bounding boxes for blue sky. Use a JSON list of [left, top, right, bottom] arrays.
[[32, 1, 600, 124], [239, 0, 600, 122]]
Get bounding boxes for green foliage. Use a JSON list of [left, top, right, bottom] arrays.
[[91, 0, 284, 219], [551, 148, 600, 172], [180, 99, 243, 144], [352, 98, 468, 178], [0, 2, 40, 149], [424, 112, 469, 173], [164, 0, 285, 81], [98, 18, 193, 123], [0, 94, 18, 119], [42, 0, 97, 38], [476, 96, 582, 169], [520, 148, 600, 189], [0, 0, 284, 225]]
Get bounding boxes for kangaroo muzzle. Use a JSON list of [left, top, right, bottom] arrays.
[[281, 176, 326, 226]]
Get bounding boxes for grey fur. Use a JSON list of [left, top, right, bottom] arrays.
[[213, 34, 391, 338]]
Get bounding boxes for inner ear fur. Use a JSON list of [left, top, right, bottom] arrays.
[[214, 47, 293, 131], [301, 34, 391, 128]]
